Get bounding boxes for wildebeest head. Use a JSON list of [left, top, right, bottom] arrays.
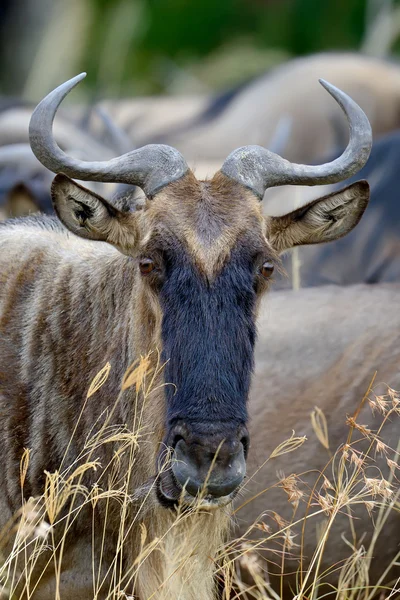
[[29, 74, 371, 507]]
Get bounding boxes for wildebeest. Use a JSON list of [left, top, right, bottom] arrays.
[[240, 283, 400, 597], [0, 73, 372, 599]]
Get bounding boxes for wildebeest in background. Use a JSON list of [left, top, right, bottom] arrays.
[[138, 52, 400, 163], [0, 73, 372, 599], [241, 283, 400, 597]]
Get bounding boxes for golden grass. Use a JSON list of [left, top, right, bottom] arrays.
[[0, 362, 399, 599], [223, 378, 400, 600]]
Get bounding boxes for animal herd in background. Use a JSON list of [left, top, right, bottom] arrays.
[[0, 52, 400, 599]]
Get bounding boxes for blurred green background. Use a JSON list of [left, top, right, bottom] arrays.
[[0, 0, 399, 100]]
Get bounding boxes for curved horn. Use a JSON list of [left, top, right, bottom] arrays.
[[220, 79, 372, 199], [29, 73, 189, 197]]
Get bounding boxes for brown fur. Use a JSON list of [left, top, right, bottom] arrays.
[[144, 172, 267, 280]]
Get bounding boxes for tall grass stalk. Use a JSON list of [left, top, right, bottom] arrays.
[[0, 364, 399, 600]]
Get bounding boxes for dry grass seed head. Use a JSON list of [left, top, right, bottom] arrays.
[[311, 406, 330, 450], [386, 458, 400, 476], [364, 500, 376, 516], [316, 492, 336, 516], [322, 475, 334, 491], [283, 528, 298, 551], [350, 448, 365, 469], [368, 394, 389, 415], [363, 476, 393, 499], [388, 387, 400, 403], [346, 417, 373, 438], [277, 472, 304, 507], [270, 511, 288, 529], [269, 431, 307, 458], [121, 354, 152, 392], [43, 463, 97, 524], [255, 521, 272, 534], [86, 361, 111, 398], [375, 438, 389, 456], [19, 448, 31, 490]]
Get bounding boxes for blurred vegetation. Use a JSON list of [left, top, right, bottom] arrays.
[[1, 0, 400, 99]]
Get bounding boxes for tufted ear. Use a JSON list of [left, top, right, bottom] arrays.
[[51, 173, 139, 253], [267, 180, 370, 254]]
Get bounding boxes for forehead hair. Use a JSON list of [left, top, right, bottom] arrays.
[[138, 171, 273, 279]]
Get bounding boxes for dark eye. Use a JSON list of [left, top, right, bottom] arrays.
[[139, 258, 155, 275], [260, 261, 274, 279]]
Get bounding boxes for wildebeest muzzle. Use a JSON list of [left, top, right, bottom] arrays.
[[157, 422, 249, 506]]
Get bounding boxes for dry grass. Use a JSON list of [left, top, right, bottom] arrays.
[[0, 362, 399, 599], [222, 378, 400, 600]]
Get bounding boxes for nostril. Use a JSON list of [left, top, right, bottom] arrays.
[[240, 435, 250, 458], [171, 434, 185, 449]]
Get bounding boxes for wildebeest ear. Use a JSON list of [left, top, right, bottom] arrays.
[[267, 180, 370, 254], [51, 173, 137, 251]]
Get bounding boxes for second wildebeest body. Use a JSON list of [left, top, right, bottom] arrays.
[[298, 130, 400, 286], [239, 283, 400, 596], [151, 53, 400, 163], [0, 73, 373, 599]]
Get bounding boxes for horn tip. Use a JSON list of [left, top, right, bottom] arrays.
[[318, 78, 333, 91], [65, 72, 87, 88], [318, 79, 344, 101]]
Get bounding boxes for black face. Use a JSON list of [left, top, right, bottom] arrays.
[[139, 233, 276, 507]]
